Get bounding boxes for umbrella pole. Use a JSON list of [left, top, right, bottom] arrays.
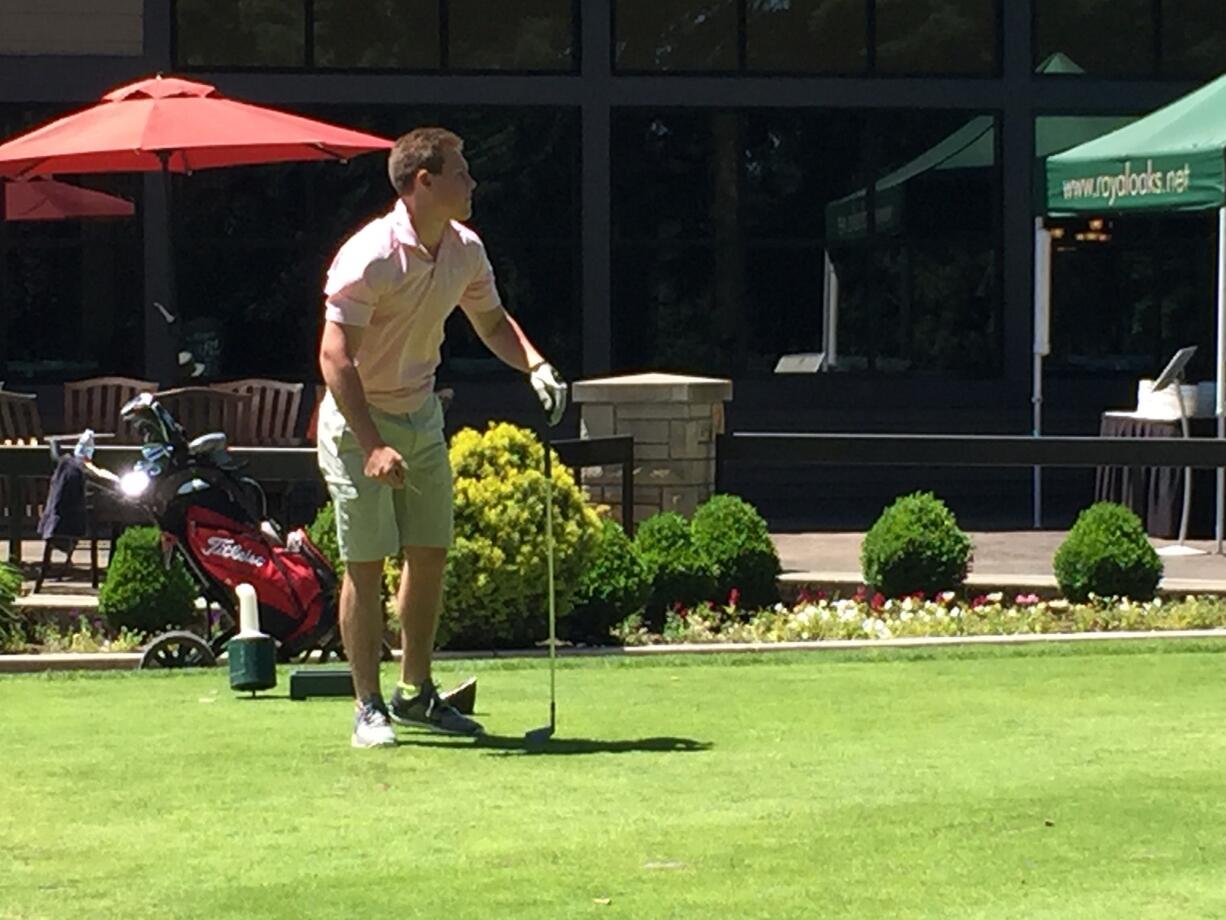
[[144, 153, 177, 385], [1217, 207, 1225, 554]]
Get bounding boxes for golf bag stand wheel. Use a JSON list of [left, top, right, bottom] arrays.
[[139, 630, 218, 669]]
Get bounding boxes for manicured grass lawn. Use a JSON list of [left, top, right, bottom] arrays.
[[3, 642, 1226, 919]]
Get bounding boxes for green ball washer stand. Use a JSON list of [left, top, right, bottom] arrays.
[[228, 633, 277, 696]]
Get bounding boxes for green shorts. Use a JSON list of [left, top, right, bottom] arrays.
[[316, 391, 453, 562]]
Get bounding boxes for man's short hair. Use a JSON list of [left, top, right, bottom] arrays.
[[388, 128, 463, 196]]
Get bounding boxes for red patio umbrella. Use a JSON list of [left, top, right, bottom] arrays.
[[0, 75, 393, 380], [0, 75, 392, 177], [4, 178, 134, 221]]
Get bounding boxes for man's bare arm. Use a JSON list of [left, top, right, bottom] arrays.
[[318, 319, 405, 486], [467, 306, 545, 372]]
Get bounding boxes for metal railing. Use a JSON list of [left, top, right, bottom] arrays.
[[715, 432, 1226, 474], [0, 435, 635, 562]]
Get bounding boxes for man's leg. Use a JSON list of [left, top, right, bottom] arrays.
[[388, 545, 482, 735], [340, 559, 386, 702], [397, 545, 447, 687]]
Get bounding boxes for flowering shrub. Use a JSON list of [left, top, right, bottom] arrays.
[[444, 423, 602, 648], [614, 589, 1226, 646]]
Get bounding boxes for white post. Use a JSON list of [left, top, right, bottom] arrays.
[[1217, 207, 1226, 553], [822, 250, 839, 371], [1033, 218, 1052, 529]]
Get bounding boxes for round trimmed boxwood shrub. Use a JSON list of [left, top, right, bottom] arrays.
[[861, 491, 971, 598], [0, 560, 24, 652], [634, 511, 717, 628], [566, 517, 651, 644], [691, 494, 781, 609], [1053, 502, 1163, 602], [444, 422, 602, 648], [98, 526, 200, 634]]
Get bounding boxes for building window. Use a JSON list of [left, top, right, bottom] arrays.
[[610, 108, 1002, 378], [449, 0, 574, 70], [746, 0, 868, 74], [0, 107, 144, 384], [314, 0, 440, 70], [175, 0, 578, 72], [176, 0, 307, 68], [1159, 0, 1226, 79], [614, 0, 739, 72], [1035, 0, 1226, 78], [618, 0, 999, 75], [875, 0, 996, 76]]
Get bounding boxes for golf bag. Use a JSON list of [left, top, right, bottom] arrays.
[[101, 393, 340, 660]]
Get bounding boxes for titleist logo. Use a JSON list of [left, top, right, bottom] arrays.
[[202, 536, 266, 568]]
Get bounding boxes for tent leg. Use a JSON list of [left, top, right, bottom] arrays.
[[1217, 208, 1225, 553], [1033, 218, 1052, 530], [822, 251, 839, 371]]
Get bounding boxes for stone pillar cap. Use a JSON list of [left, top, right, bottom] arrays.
[[573, 372, 732, 404]]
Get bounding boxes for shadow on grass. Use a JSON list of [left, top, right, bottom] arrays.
[[395, 733, 713, 757]]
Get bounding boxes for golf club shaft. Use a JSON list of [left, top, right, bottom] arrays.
[[545, 433, 556, 727]]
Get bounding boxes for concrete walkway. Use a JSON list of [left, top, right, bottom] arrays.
[[774, 530, 1226, 598]]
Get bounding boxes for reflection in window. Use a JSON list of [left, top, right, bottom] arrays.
[[314, 0, 439, 69], [1160, 0, 1226, 78], [449, 0, 574, 70], [611, 109, 1001, 377], [615, 0, 738, 71], [0, 106, 143, 383], [875, 0, 996, 75], [746, 0, 867, 74], [176, 0, 306, 68], [1034, 0, 1154, 77], [1048, 219, 1216, 376], [170, 106, 581, 378], [833, 109, 1000, 375]]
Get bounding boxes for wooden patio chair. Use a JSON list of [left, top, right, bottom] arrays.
[[154, 386, 250, 444], [0, 389, 42, 445], [63, 376, 157, 444], [211, 378, 304, 446]]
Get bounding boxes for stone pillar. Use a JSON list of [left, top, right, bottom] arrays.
[[572, 372, 733, 523]]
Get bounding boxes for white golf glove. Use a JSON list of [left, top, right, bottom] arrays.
[[529, 361, 568, 427]]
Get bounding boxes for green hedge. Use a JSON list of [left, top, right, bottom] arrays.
[[861, 491, 971, 598], [98, 526, 200, 635], [1054, 502, 1163, 602]]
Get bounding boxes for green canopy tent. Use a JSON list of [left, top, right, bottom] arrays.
[[818, 53, 1130, 376], [1041, 71, 1226, 549]]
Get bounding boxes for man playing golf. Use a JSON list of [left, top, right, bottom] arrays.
[[317, 127, 567, 748]]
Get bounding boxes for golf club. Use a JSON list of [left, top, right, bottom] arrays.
[[524, 428, 557, 743]]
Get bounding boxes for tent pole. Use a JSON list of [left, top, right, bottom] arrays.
[[1217, 207, 1226, 553], [1033, 218, 1052, 529], [822, 250, 839, 371]]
